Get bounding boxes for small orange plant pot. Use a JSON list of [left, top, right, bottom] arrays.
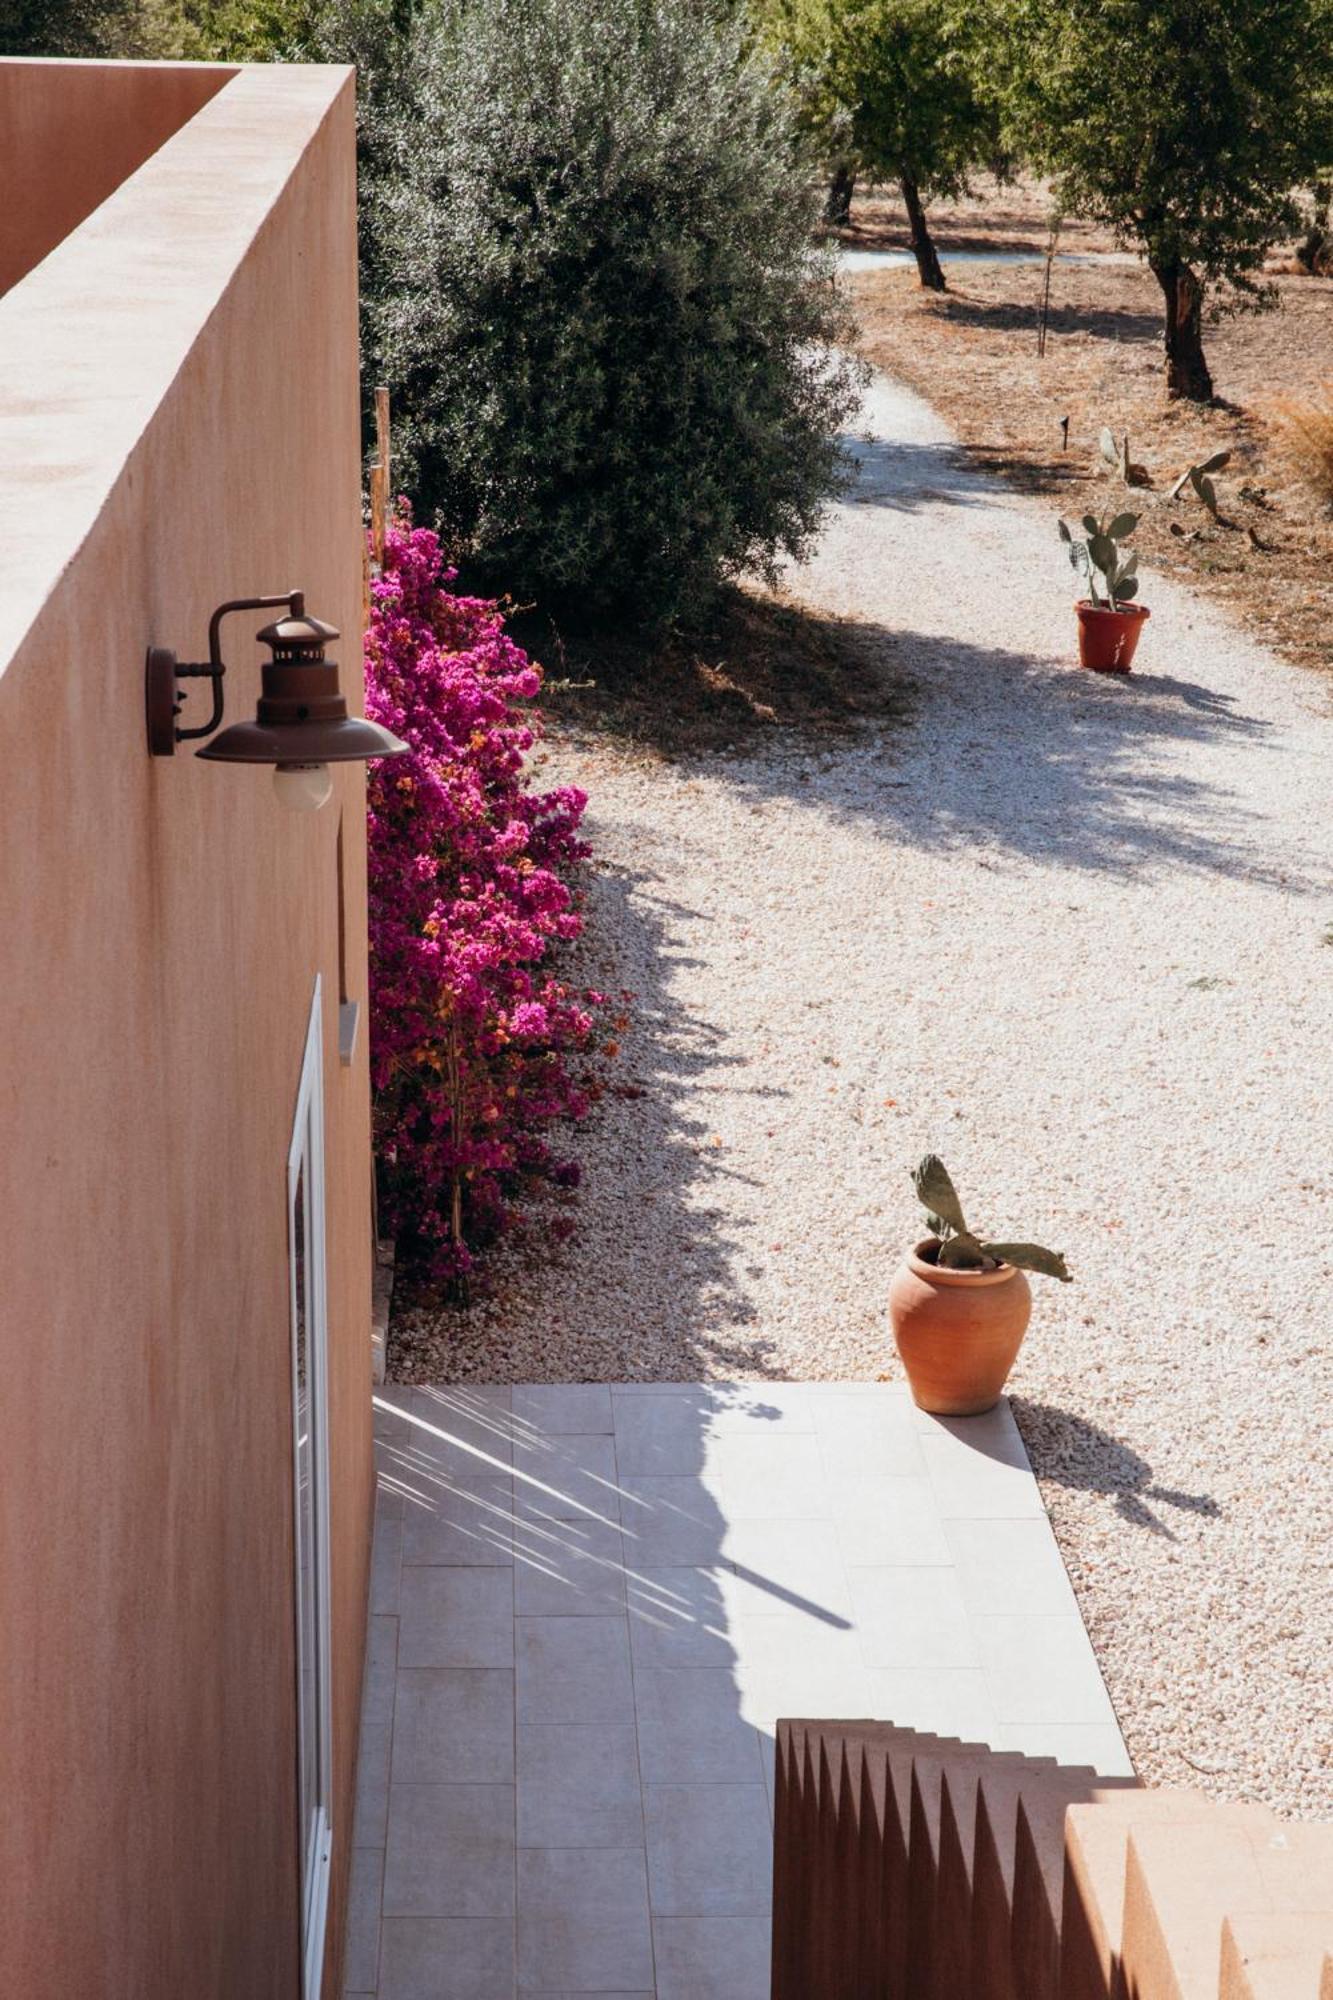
[[1076, 600, 1150, 673], [889, 1239, 1032, 1416]]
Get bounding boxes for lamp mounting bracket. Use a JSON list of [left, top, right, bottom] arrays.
[[145, 591, 303, 757]]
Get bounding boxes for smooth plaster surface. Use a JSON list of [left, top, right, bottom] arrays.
[[0, 61, 372, 2000], [0, 58, 233, 295]]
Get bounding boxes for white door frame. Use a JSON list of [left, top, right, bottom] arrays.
[[288, 976, 333, 1998]]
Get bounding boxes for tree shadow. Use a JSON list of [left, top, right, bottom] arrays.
[[402, 849, 802, 1380], [1010, 1395, 1222, 1539], [936, 293, 1162, 344], [837, 432, 992, 512], [698, 621, 1316, 891]]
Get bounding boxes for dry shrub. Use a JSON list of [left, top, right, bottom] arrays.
[[1271, 382, 1333, 512]]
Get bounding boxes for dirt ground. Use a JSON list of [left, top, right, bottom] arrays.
[[841, 179, 1332, 673], [516, 586, 910, 762]]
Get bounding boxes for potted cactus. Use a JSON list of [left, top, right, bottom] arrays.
[[1058, 511, 1150, 672], [888, 1156, 1072, 1416]]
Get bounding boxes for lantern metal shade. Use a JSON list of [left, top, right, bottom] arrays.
[[198, 605, 405, 766], [147, 594, 407, 766]]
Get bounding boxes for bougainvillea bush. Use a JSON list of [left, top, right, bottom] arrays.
[[365, 509, 600, 1285]]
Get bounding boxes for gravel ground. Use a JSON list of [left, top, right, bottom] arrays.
[[396, 371, 1333, 1819]]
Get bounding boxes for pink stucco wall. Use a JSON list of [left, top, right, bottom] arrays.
[[0, 62, 373, 2000], [0, 59, 234, 294]]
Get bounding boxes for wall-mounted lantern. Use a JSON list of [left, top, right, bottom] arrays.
[[146, 591, 406, 811]]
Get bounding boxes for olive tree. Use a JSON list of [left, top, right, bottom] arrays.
[[995, 0, 1333, 399], [756, 0, 1003, 290], [351, 0, 860, 627]]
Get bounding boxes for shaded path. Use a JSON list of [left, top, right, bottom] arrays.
[[404, 371, 1333, 1818]]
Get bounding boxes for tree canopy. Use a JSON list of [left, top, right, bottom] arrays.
[[993, 0, 1333, 396], [755, 0, 1002, 287], [347, 0, 861, 625]]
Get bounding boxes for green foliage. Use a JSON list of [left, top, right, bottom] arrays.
[[0, 0, 190, 54], [911, 1155, 1072, 1281], [0, 0, 310, 60], [1058, 512, 1140, 608], [186, 0, 318, 57], [328, 0, 860, 628], [992, 0, 1333, 307], [756, 0, 1002, 200]]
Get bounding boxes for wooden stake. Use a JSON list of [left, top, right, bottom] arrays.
[[375, 382, 390, 492], [370, 463, 387, 569]]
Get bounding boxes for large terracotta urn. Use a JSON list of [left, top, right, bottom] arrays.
[[889, 1238, 1032, 1416]]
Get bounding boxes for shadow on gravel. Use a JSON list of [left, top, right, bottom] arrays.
[[700, 623, 1313, 888], [1011, 1396, 1223, 1539], [568, 859, 795, 1377], [838, 433, 993, 512], [396, 853, 794, 1378]]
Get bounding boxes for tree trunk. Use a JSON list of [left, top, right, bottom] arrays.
[[1297, 178, 1332, 274], [1151, 258, 1213, 401], [900, 171, 945, 291], [824, 162, 856, 227]]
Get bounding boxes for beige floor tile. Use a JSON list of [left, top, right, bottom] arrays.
[[920, 1430, 1045, 1521], [810, 1395, 927, 1479], [945, 1514, 1081, 1615], [517, 1722, 643, 1848], [383, 1783, 515, 1920], [991, 1719, 1135, 1776], [512, 1520, 627, 1616], [644, 1783, 771, 1916], [619, 1475, 729, 1565], [612, 1393, 726, 1477], [343, 1846, 383, 1995], [512, 1383, 614, 1434], [377, 1917, 514, 2000], [513, 1432, 622, 1526], [653, 1915, 770, 1999], [398, 1566, 515, 1670], [974, 1612, 1121, 1726], [713, 1434, 831, 1520], [627, 1566, 736, 1669], [515, 1614, 635, 1725], [407, 1386, 516, 1481], [847, 1565, 980, 1671], [401, 1479, 521, 1568], [861, 1665, 997, 1742], [721, 1518, 855, 1621], [353, 1656, 396, 1848], [391, 1669, 515, 1785], [635, 1667, 766, 1784], [832, 1478, 953, 1567], [371, 1515, 404, 1616], [517, 1847, 653, 1994]]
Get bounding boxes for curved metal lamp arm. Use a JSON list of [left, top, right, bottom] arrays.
[[173, 591, 302, 744], [148, 591, 302, 754]]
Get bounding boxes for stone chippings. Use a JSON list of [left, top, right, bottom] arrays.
[[394, 371, 1333, 1823]]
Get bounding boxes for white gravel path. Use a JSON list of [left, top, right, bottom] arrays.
[[400, 371, 1333, 1819]]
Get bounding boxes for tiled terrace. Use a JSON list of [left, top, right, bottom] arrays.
[[346, 1382, 1129, 1998]]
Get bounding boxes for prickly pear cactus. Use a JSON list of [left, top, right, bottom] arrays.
[[909, 1155, 1073, 1282], [1058, 511, 1141, 609]]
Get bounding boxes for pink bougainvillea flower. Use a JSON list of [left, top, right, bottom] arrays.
[[365, 505, 604, 1285]]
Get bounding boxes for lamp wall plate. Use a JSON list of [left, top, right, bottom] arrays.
[[145, 646, 184, 756]]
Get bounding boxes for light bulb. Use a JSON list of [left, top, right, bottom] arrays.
[[273, 762, 333, 813]]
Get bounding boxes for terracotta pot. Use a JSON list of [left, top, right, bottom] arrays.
[[1076, 599, 1149, 673], [889, 1239, 1032, 1416]]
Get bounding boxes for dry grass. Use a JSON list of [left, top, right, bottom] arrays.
[[1271, 383, 1333, 515], [842, 178, 1333, 672], [512, 586, 911, 761]]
